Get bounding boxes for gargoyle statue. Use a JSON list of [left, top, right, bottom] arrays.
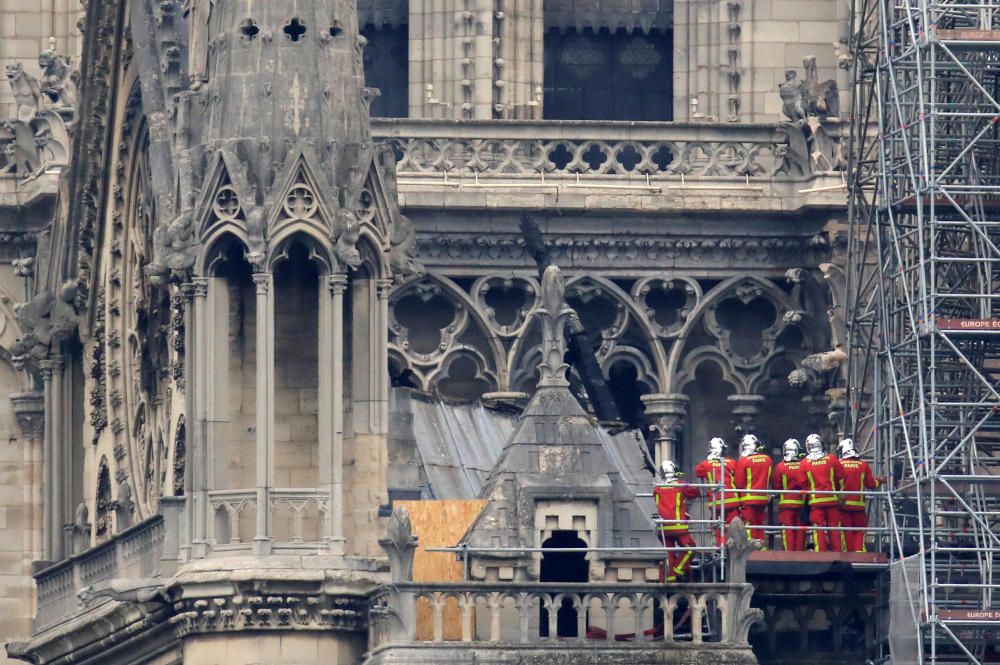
[[333, 208, 363, 270], [389, 212, 423, 277], [37, 47, 78, 109], [5, 63, 42, 123], [147, 211, 199, 287]]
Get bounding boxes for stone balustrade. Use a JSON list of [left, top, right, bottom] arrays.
[[34, 516, 165, 632], [207, 488, 330, 550], [368, 581, 760, 652], [371, 119, 841, 180]]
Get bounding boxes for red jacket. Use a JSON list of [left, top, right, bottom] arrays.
[[694, 458, 739, 509], [772, 459, 806, 508], [654, 483, 700, 533], [839, 458, 879, 511], [735, 453, 773, 506], [801, 454, 846, 505]]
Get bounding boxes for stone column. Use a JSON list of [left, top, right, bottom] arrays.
[[319, 274, 348, 555], [640, 393, 689, 467], [252, 272, 274, 555], [727, 394, 764, 437], [40, 355, 64, 561], [374, 278, 394, 434], [189, 279, 209, 557]]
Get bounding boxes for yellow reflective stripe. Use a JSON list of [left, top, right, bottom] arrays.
[[845, 500, 866, 507], [743, 494, 769, 502], [746, 467, 752, 491], [782, 528, 788, 551], [810, 496, 838, 504], [672, 550, 693, 575], [779, 499, 805, 506], [675, 497, 682, 524], [658, 525, 689, 531]]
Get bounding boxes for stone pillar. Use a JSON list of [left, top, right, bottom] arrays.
[[727, 394, 764, 437], [190, 279, 209, 557], [40, 355, 65, 561], [374, 278, 394, 434], [640, 393, 689, 468], [253, 273, 275, 555], [319, 274, 348, 555]]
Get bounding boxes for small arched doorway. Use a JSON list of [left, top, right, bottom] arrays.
[[539, 531, 589, 637]]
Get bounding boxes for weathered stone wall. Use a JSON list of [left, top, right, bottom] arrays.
[[0, 0, 82, 120], [182, 632, 366, 665]]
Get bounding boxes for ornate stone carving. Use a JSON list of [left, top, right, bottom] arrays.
[[37, 47, 79, 109], [534, 265, 575, 388], [11, 391, 45, 440], [172, 594, 369, 636], [380, 507, 418, 583], [11, 280, 80, 359], [725, 516, 763, 584]]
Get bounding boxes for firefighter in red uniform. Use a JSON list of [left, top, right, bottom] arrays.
[[772, 438, 807, 551], [800, 433, 846, 552], [694, 437, 740, 545], [653, 460, 700, 582], [734, 434, 773, 544], [837, 438, 880, 552]]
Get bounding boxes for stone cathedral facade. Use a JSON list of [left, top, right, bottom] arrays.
[[0, 0, 860, 664]]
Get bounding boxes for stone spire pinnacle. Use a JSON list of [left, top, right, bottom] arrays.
[[535, 265, 575, 388]]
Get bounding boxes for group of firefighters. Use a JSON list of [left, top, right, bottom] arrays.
[[653, 433, 881, 582]]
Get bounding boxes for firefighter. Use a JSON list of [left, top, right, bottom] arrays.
[[653, 460, 700, 582], [772, 438, 807, 551], [695, 437, 740, 545], [800, 433, 846, 552], [837, 438, 881, 552], [734, 434, 773, 544]]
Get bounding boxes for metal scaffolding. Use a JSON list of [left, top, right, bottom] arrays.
[[847, 0, 1000, 662]]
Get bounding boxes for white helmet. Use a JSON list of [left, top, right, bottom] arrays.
[[838, 438, 858, 459], [783, 438, 801, 462], [740, 434, 759, 457], [707, 437, 727, 460], [805, 433, 824, 459], [660, 460, 678, 483]]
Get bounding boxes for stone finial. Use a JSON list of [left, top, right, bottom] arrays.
[[725, 517, 763, 584], [379, 507, 418, 583], [535, 265, 575, 388]]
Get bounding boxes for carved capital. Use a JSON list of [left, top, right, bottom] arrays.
[[11, 391, 44, 439], [39, 355, 64, 381], [252, 272, 272, 295], [328, 273, 348, 295], [375, 278, 395, 301], [190, 278, 209, 299], [641, 393, 689, 464]]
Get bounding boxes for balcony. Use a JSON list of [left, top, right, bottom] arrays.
[[367, 581, 760, 664], [33, 513, 172, 633], [371, 118, 847, 214], [207, 488, 331, 552]]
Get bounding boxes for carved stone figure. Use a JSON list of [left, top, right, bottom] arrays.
[[802, 55, 839, 118], [5, 63, 42, 123], [779, 70, 806, 124], [12, 280, 80, 358], [333, 208, 363, 270], [112, 477, 134, 530], [244, 204, 268, 269], [37, 48, 78, 109], [148, 211, 198, 286], [388, 213, 423, 277]]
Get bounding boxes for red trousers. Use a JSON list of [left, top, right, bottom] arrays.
[[777, 508, 806, 551], [841, 509, 868, 552], [810, 504, 845, 552], [739, 503, 768, 544], [658, 530, 697, 580]]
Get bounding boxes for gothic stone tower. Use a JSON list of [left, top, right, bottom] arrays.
[[4, 0, 420, 662]]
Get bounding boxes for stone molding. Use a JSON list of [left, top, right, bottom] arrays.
[[170, 593, 369, 636]]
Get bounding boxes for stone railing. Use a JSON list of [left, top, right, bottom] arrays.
[[34, 516, 165, 632], [371, 119, 843, 180], [368, 581, 759, 651], [207, 488, 330, 550]]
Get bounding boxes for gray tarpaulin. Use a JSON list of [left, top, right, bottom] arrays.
[[889, 553, 924, 665]]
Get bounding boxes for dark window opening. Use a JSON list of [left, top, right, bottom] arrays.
[[544, 27, 673, 121], [539, 530, 588, 638], [240, 18, 260, 41], [330, 20, 344, 37], [361, 23, 409, 117], [283, 17, 307, 42]]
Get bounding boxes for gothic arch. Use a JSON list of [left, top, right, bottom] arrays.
[[664, 275, 815, 392], [389, 273, 507, 392]]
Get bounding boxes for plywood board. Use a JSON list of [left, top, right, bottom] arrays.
[[396, 499, 488, 641]]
